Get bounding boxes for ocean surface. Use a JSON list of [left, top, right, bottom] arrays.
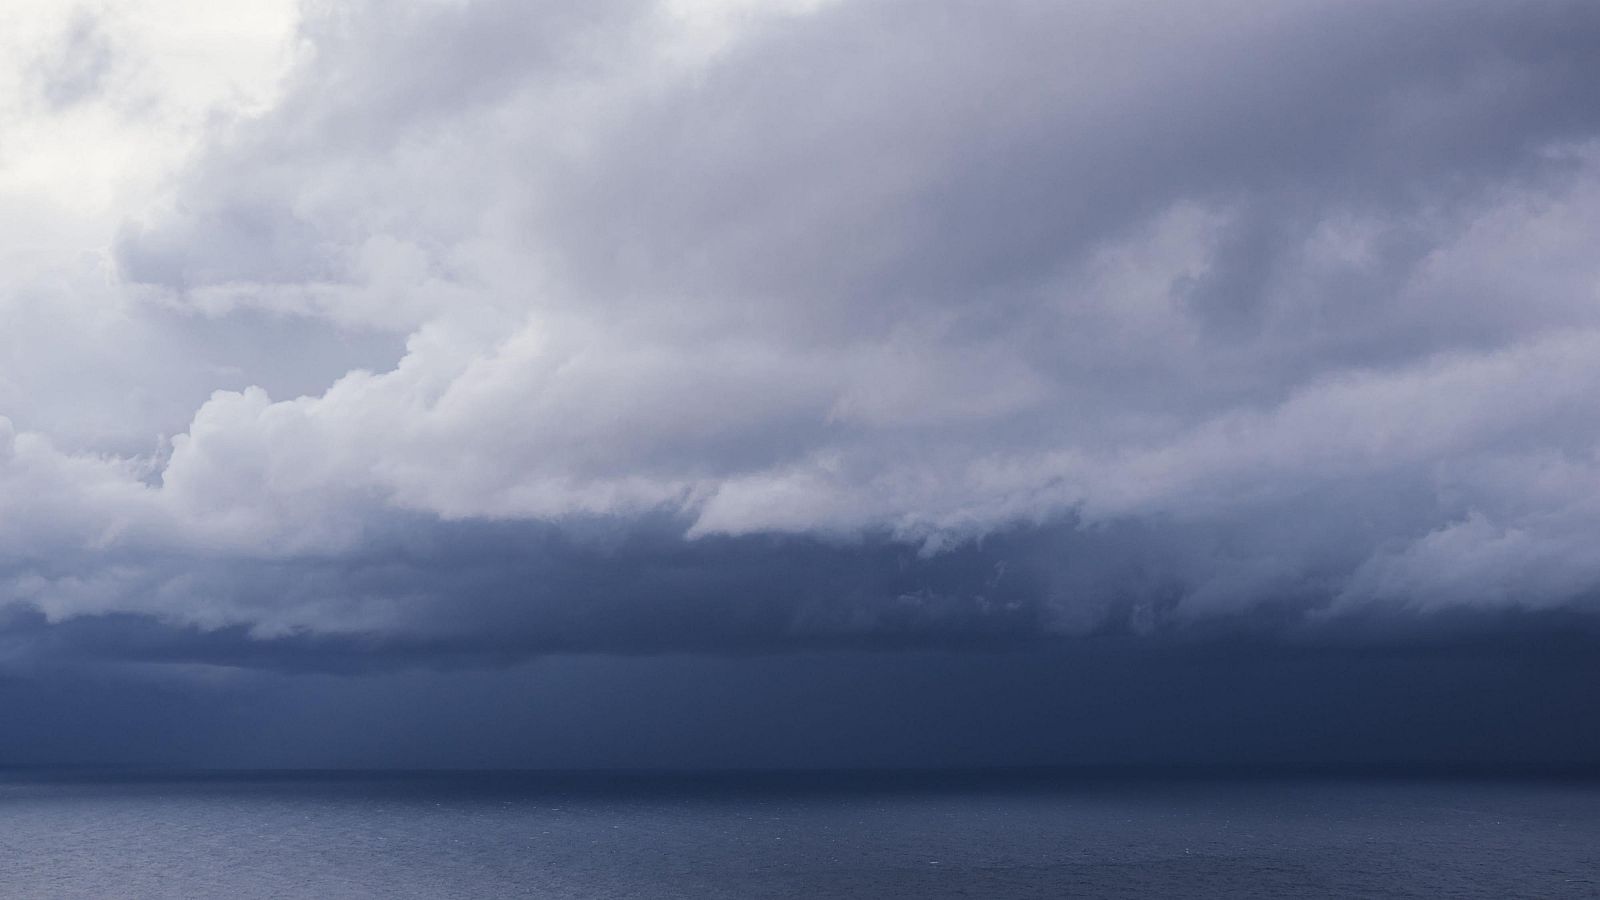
[[1, 769, 1597, 898]]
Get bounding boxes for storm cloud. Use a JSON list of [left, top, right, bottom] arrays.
[[6, 0, 1600, 687]]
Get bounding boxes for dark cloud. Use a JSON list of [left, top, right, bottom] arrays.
[[6, 636, 1600, 769], [6, 508, 1600, 677]]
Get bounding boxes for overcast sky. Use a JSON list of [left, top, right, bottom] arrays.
[[4, 0, 1600, 768]]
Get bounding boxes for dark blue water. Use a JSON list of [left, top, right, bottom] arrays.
[[1, 770, 1597, 898]]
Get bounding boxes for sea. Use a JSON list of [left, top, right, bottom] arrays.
[[1, 769, 1597, 898]]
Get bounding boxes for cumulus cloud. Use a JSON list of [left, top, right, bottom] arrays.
[[5, 0, 1600, 666]]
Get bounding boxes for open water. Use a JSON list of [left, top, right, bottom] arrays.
[[1, 770, 1596, 898]]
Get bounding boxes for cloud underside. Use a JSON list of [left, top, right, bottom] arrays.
[[7, 0, 1600, 667]]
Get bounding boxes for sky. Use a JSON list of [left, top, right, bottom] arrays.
[[3, 0, 1600, 769]]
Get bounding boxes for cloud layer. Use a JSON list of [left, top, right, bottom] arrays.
[[6, 0, 1600, 667]]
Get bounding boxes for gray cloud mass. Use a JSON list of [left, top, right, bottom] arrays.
[[7, 0, 1600, 678]]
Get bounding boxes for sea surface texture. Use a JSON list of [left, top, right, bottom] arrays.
[[1, 771, 1596, 898]]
